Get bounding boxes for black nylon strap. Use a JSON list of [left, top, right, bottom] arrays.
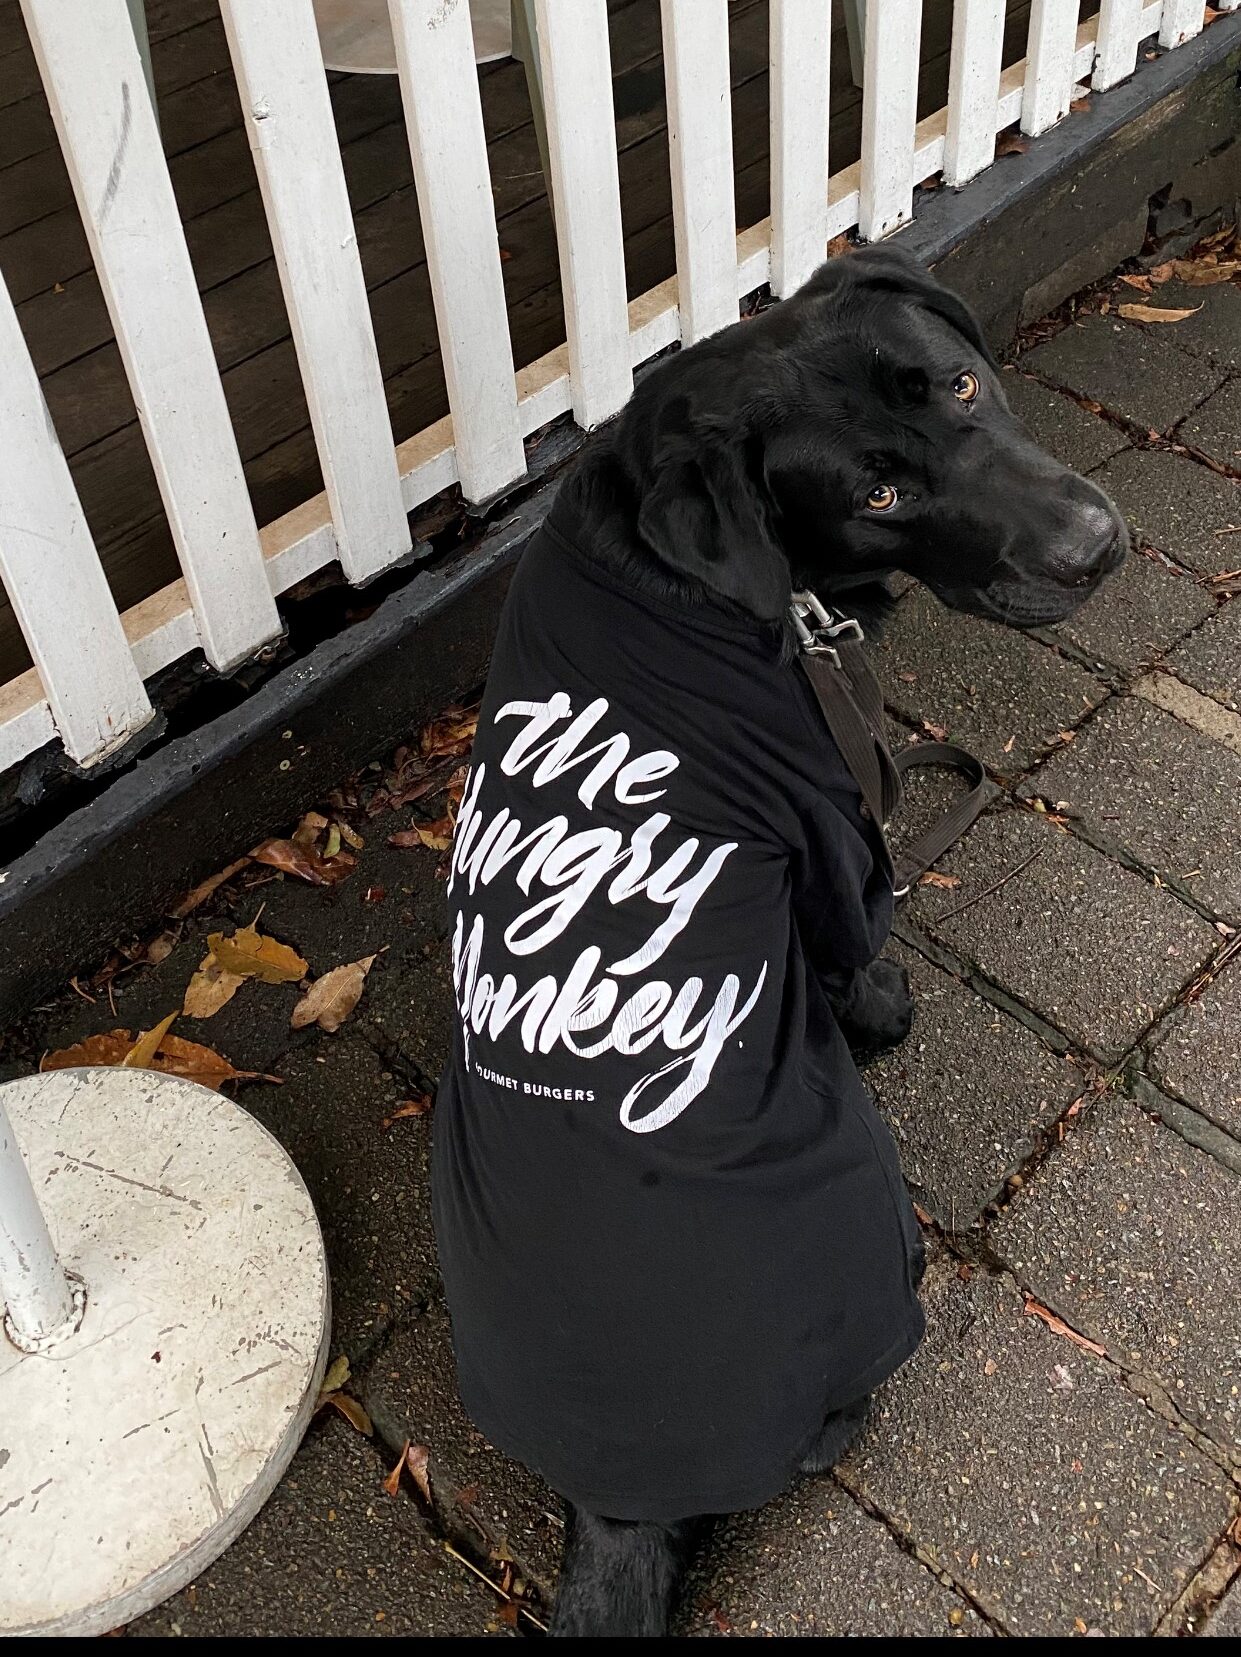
[[792, 597, 995, 899]]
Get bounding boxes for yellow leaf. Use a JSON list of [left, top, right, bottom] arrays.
[[182, 955, 246, 1019], [208, 924, 308, 984], [319, 1355, 350, 1398], [290, 956, 376, 1034], [1117, 302, 1203, 324], [123, 1011, 178, 1068], [321, 1393, 374, 1436], [42, 1027, 272, 1092], [323, 824, 341, 860]]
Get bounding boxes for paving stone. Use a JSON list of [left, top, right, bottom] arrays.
[[1148, 962, 1241, 1143], [1167, 600, 1241, 711], [1204, 1574, 1241, 1638], [991, 1093, 1241, 1454], [999, 368, 1129, 471], [903, 811, 1218, 1060], [1021, 696, 1241, 918], [874, 589, 1106, 773], [357, 1298, 563, 1599], [1090, 449, 1241, 574], [240, 1034, 441, 1351], [1043, 547, 1216, 674], [1146, 278, 1241, 375], [1022, 315, 1224, 434], [1180, 375, 1241, 470], [840, 1259, 1235, 1637], [868, 942, 1083, 1231], [682, 1484, 991, 1637], [128, 1422, 503, 1638]]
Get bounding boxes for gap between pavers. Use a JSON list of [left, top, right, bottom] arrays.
[[1037, 547, 1217, 679], [1166, 599, 1241, 713], [1088, 449, 1241, 575], [1020, 313, 1228, 435], [1203, 1571, 1241, 1638], [1145, 955, 1241, 1146], [1180, 376, 1241, 471], [900, 808, 1220, 1063], [1146, 279, 1241, 377], [837, 1256, 1236, 1638], [989, 1090, 1241, 1460], [1021, 693, 1241, 920], [998, 368, 1130, 471], [127, 1421, 508, 1638], [867, 940, 1084, 1233]]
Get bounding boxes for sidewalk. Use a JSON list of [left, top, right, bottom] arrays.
[[4, 238, 1239, 1638]]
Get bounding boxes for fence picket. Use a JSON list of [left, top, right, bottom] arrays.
[[858, 0, 923, 240], [20, 0, 281, 672], [0, 270, 152, 766], [1092, 0, 1143, 88], [660, 0, 738, 341], [534, 0, 633, 426], [1158, 0, 1206, 46], [769, 0, 832, 296], [1021, 0, 1082, 136], [944, 0, 1006, 185], [386, 0, 525, 502], [220, 0, 410, 581]]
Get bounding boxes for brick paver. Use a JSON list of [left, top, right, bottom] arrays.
[[1022, 314, 1225, 434]]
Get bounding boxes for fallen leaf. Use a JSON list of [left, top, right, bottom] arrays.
[[912, 1202, 933, 1227], [250, 837, 356, 887], [363, 885, 387, 906], [917, 173, 940, 192], [419, 705, 478, 763], [323, 824, 342, 860], [182, 955, 246, 1019], [1117, 302, 1203, 324], [826, 233, 853, 258], [315, 1355, 374, 1436], [335, 820, 365, 850], [1172, 258, 1241, 286], [207, 924, 308, 984], [122, 1012, 178, 1068], [1147, 260, 1176, 284], [1022, 1296, 1106, 1356], [320, 1354, 350, 1396], [389, 814, 454, 852], [1049, 1362, 1075, 1395], [1069, 97, 1089, 113], [1117, 273, 1152, 292], [42, 1024, 272, 1092], [382, 1094, 433, 1130], [994, 130, 1029, 158], [710, 1607, 734, 1635], [897, 671, 918, 684], [921, 718, 950, 742], [919, 871, 962, 890], [291, 955, 377, 1033], [169, 856, 251, 918], [292, 809, 330, 847], [405, 1443, 432, 1504], [144, 930, 180, 967], [383, 1438, 412, 1497], [1002, 735, 1017, 754]]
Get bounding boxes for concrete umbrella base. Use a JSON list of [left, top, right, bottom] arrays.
[[0, 1068, 329, 1637]]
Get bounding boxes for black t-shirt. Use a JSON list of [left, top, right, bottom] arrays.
[[433, 508, 924, 1522]]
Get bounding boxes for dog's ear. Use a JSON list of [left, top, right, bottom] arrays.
[[636, 407, 790, 622], [805, 244, 998, 369]]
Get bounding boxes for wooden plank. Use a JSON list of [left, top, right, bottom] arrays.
[[1021, 0, 1081, 136], [660, 0, 737, 340], [769, 0, 832, 296], [220, 0, 409, 580], [534, 0, 632, 426], [0, 267, 152, 765], [944, 0, 1006, 185], [21, 0, 280, 671], [858, 0, 923, 239], [1092, 0, 1143, 89], [387, 0, 524, 502], [1159, 0, 1205, 46]]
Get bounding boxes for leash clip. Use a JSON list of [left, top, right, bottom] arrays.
[[789, 590, 864, 664]]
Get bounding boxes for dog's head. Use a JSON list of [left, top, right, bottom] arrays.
[[629, 244, 1127, 628]]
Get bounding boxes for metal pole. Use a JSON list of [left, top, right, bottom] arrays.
[[0, 1095, 77, 1349]]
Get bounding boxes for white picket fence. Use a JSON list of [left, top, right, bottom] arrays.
[[0, 0, 1232, 775]]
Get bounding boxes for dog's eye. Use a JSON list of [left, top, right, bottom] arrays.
[[952, 371, 980, 404], [865, 483, 899, 513]]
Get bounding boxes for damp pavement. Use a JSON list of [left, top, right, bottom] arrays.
[[4, 260, 1240, 1638]]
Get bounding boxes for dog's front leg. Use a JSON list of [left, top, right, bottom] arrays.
[[823, 959, 914, 1062]]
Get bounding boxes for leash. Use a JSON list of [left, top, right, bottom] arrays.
[[790, 591, 997, 898]]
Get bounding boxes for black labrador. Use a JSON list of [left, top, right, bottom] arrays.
[[437, 246, 1125, 1638]]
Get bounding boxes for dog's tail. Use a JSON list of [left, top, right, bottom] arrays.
[[550, 1502, 701, 1637]]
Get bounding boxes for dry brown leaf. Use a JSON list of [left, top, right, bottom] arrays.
[[405, 1443, 432, 1504], [1069, 97, 1089, 113], [250, 837, 356, 887], [208, 924, 308, 984], [145, 930, 180, 967], [826, 232, 853, 258], [1117, 301, 1203, 324], [389, 814, 455, 852], [1147, 260, 1176, 284], [1117, 273, 1152, 292], [921, 718, 950, 742], [148, 1034, 275, 1092], [292, 810, 330, 847], [1022, 1296, 1106, 1356], [919, 871, 962, 890], [335, 819, 365, 851], [169, 856, 251, 919], [1172, 259, 1241, 286], [994, 130, 1029, 158], [382, 1094, 433, 1130], [419, 705, 479, 763], [315, 1355, 374, 1436], [383, 1438, 412, 1497], [290, 955, 377, 1034], [41, 1023, 272, 1092], [123, 1011, 178, 1068], [182, 955, 246, 1019]]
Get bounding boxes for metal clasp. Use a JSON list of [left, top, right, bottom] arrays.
[[789, 590, 865, 663]]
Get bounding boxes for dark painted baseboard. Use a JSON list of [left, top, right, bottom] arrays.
[[2, 17, 1239, 1026]]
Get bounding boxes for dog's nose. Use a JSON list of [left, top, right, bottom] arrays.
[[1044, 481, 1126, 588]]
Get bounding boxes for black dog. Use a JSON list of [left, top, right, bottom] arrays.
[[433, 246, 1125, 1638]]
